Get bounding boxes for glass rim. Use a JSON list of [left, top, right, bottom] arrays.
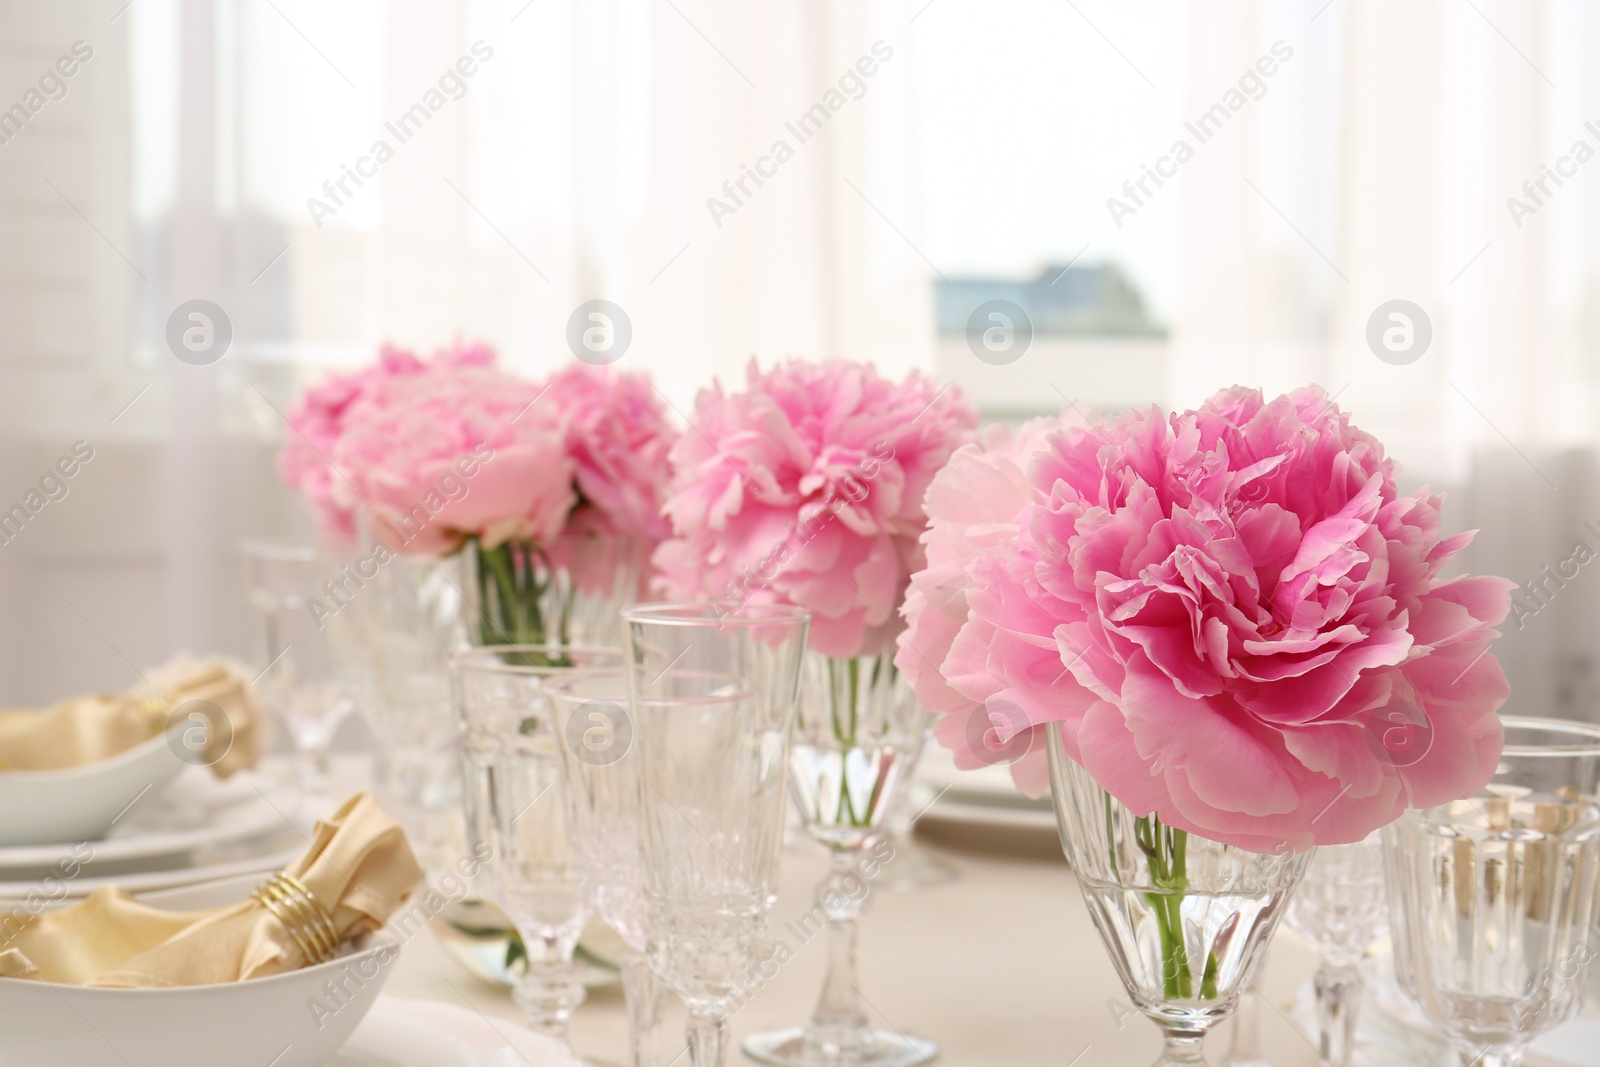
[[543, 666, 753, 708], [1499, 715, 1600, 758], [622, 601, 810, 628], [449, 644, 626, 675]]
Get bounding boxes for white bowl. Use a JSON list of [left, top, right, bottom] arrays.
[[0, 730, 185, 846], [0, 873, 395, 1067]]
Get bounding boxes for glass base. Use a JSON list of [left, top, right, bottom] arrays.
[[742, 1026, 938, 1067]]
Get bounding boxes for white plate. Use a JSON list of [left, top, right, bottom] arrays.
[[0, 729, 185, 846], [0, 768, 292, 877], [0, 844, 302, 903], [332, 997, 582, 1066]]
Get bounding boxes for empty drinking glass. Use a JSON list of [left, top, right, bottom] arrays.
[[545, 668, 666, 1067], [449, 644, 628, 1058], [1284, 833, 1388, 1067], [1384, 716, 1600, 1067], [623, 603, 810, 1067], [743, 651, 938, 1066], [241, 539, 360, 794]]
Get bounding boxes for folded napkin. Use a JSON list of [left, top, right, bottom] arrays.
[[0, 792, 422, 987], [0, 655, 262, 778]]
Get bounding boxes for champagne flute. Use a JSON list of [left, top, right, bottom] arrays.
[[546, 668, 668, 1067], [450, 644, 628, 1060], [623, 602, 809, 1067]]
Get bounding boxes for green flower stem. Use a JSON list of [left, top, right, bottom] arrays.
[[469, 538, 572, 663], [1134, 813, 1216, 1001], [827, 656, 887, 830]]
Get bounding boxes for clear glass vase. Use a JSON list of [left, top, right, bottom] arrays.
[[461, 533, 639, 650], [1047, 723, 1309, 1066], [743, 653, 937, 1067]]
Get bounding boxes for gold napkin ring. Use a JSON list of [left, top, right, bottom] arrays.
[[251, 871, 341, 965], [134, 690, 176, 736]]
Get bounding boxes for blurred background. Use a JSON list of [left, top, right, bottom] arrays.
[[0, 0, 1593, 726]]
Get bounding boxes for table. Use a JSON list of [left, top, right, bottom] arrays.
[[384, 833, 1329, 1066]]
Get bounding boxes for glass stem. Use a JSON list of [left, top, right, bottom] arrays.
[[687, 1011, 729, 1067], [1313, 963, 1362, 1067], [1222, 986, 1268, 1066], [1155, 1033, 1208, 1065], [511, 932, 584, 1039], [806, 849, 871, 1051], [621, 950, 663, 1067], [296, 739, 331, 793]]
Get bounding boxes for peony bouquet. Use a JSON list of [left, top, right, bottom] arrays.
[[898, 386, 1513, 1009], [654, 357, 978, 659], [900, 385, 1512, 851], [280, 344, 676, 650]]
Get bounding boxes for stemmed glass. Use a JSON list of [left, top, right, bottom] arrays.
[[1283, 833, 1388, 1067], [1049, 723, 1311, 1067], [545, 668, 667, 1067], [743, 651, 938, 1066], [623, 603, 810, 1067], [240, 539, 360, 795], [1383, 716, 1600, 1067], [449, 644, 628, 1058]]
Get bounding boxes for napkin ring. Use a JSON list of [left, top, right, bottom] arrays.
[[252, 871, 341, 965]]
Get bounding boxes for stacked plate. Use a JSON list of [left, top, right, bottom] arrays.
[[914, 744, 1062, 857], [0, 755, 305, 911]]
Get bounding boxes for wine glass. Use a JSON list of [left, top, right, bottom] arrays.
[[1383, 716, 1600, 1067], [743, 651, 938, 1066], [1283, 833, 1387, 1066], [544, 668, 667, 1067], [623, 602, 810, 1067], [240, 539, 359, 795], [449, 644, 628, 1059], [1049, 722, 1311, 1067]]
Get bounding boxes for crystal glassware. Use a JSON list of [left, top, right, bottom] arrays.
[[240, 539, 360, 795], [743, 652, 938, 1067], [449, 644, 629, 1057], [1048, 723, 1310, 1067], [544, 668, 667, 1067], [623, 602, 810, 1067], [1284, 833, 1388, 1066], [359, 549, 465, 873], [1383, 716, 1600, 1067]]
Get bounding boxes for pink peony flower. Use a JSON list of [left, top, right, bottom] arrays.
[[331, 363, 576, 556], [541, 364, 677, 596], [279, 339, 501, 541], [654, 359, 978, 658], [541, 364, 676, 545], [897, 417, 1063, 796], [901, 386, 1513, 851], [279, 343, 428, 541]]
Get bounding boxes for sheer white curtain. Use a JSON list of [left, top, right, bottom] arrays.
[[0, 0, 931, 700], [1168, 0, 1600, 720]]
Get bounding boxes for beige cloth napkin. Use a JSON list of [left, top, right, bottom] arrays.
[[0, 656, 262, 778], [0, 792, 422, 987]]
